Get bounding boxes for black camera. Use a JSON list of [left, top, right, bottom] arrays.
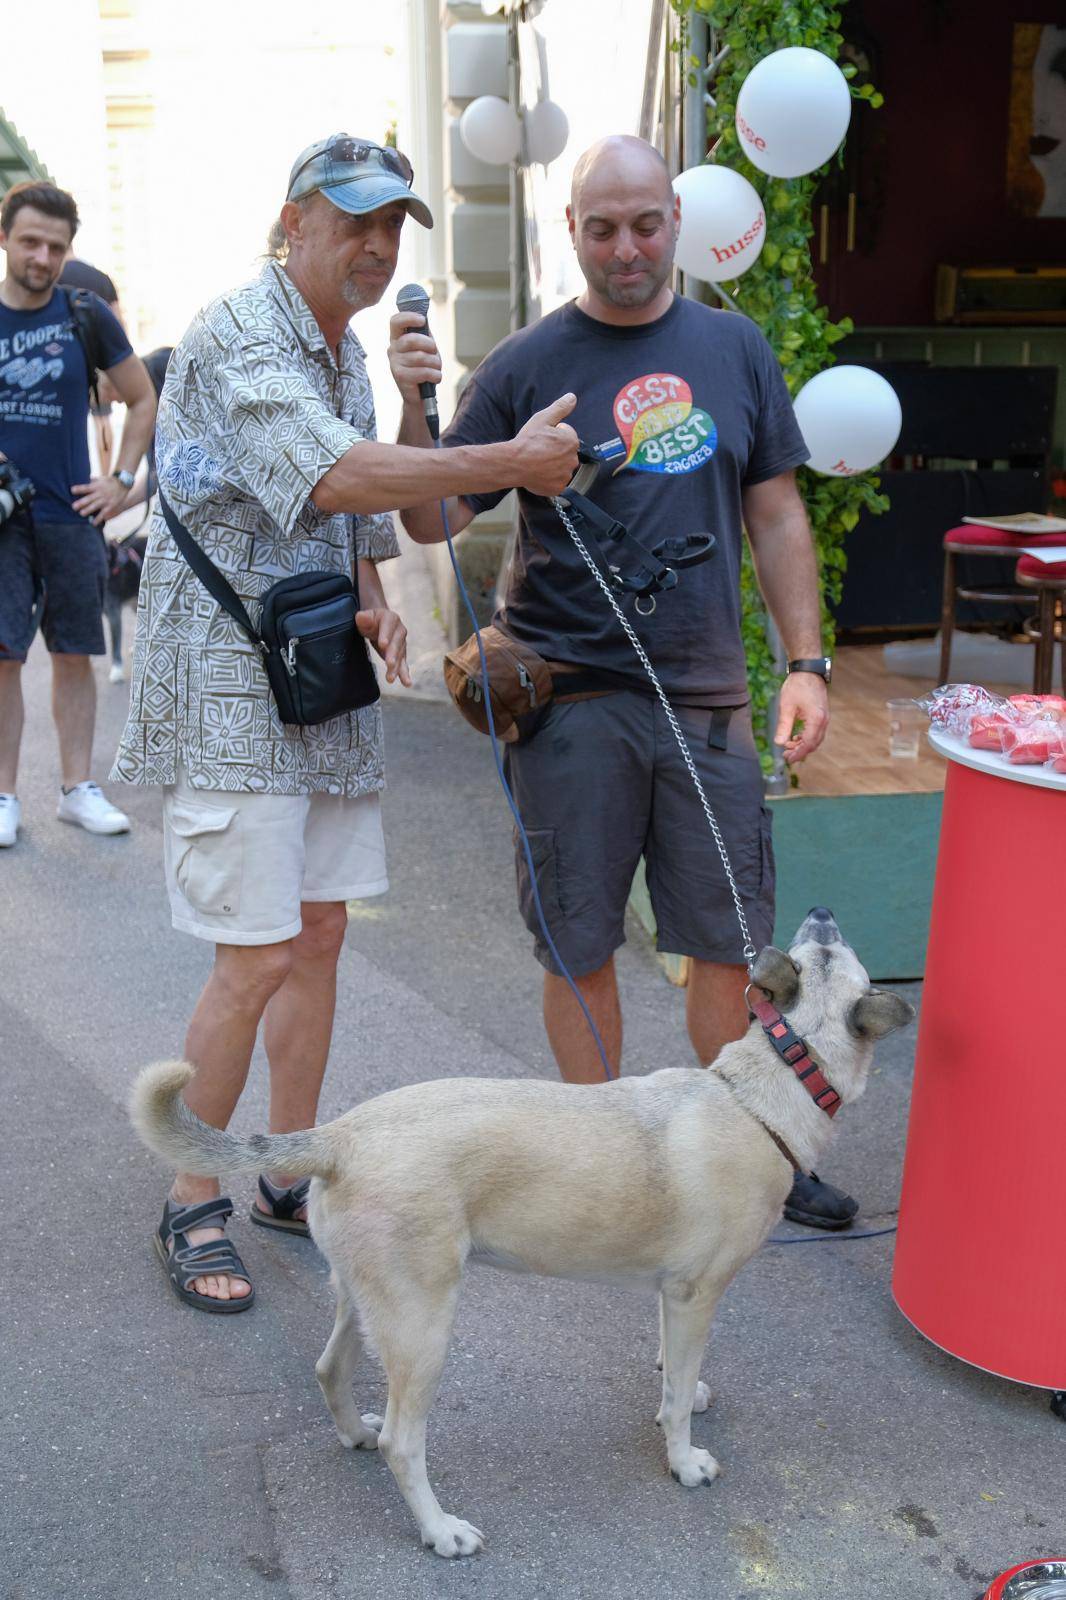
[[0, 459, 35, 528]]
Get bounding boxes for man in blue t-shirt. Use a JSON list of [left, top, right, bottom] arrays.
[[395, 136, 858, 1231], [0, 181, 156, 847]]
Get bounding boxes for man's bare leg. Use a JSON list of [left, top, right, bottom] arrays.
[[170, 939, 295, 1301], [50, 653, 95, 788], [543, 956, 622, 1083], [686, 959, 749, 1066], [0, 660, 25, 792], [258, 899, 349, 1207]]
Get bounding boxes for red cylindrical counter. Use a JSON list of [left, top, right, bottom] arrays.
[[893, 729, 1066, 1388]]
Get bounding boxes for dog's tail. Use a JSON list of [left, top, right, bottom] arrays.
[[130, 1060, 337, 1181]]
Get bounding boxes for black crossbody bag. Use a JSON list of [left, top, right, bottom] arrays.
[[158, 492, 379, 726]]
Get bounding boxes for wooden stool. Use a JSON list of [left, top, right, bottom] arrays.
[[1015, 554, 1066, 694], [939, 523, 1064, 684]]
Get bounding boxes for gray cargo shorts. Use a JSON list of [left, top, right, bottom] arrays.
[[503, 691, 774, 977]]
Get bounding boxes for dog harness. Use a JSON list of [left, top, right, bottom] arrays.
[[742, 988, 843, 1172], [557, 485, 717, 609]]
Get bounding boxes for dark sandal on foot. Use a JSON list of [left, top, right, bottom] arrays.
[[154, 1196, 255, 1314], [249, 1175, 311, 1237]]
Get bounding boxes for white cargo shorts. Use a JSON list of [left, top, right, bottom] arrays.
[[162, 767, 388, 945]]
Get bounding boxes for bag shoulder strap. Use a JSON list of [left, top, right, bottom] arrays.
[[65, 288, 107, 408], [157, 491, 263, 652]]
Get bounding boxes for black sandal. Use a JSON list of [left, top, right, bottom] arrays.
[[154, 1196, 255, 1314], [249, 1175, 311, 1237]]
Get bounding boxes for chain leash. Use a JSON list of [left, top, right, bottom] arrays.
[[552, 498, 758, 967]]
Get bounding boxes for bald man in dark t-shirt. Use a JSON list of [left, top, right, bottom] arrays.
[[394, 137, 857, 1232]]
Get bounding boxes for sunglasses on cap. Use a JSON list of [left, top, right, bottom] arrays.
[[289, 138, 415, 196]]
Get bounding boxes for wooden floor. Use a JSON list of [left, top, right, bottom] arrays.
[[793, 645, 953, 798]]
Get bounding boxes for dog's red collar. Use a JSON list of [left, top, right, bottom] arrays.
[[746, 988, 842, 1120]]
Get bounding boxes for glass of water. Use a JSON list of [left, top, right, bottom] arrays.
[[886, 699, 924, 758]]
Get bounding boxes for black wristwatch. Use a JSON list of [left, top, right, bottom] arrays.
[[112, 468, 135, 490], [787, 657, 833, 685]]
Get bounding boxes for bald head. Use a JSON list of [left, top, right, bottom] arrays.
[[566, 136, 679, 322], [570, 136, 673, 218]]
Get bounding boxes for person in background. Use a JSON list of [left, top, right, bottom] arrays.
[[98, 345, 174, 681], [0, 180, 156, 847]]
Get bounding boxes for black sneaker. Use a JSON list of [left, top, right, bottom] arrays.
[[783, 1171, 858, 1231]]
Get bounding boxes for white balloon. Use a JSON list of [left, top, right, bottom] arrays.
[[524, 99, 569, 166], [735, 47, 852, 179], [793, 366, 902, 476], [672, 165, 766, 282], [459, 96, 521, 167]]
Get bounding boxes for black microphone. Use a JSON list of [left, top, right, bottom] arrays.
[[395, 282, 439, 441]]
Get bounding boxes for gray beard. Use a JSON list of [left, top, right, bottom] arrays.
[[341, 279, 368, 310], [341, 276, 388, 312]]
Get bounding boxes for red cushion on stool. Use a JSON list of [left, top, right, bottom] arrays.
[[944, 524, 1066, 548], [1016, 554, 1066, 581]]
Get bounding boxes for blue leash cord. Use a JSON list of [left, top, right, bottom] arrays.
[[767, 1224, 898, 1245], [436, 492, 615, 1081]]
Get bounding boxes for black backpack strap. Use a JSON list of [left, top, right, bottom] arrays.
[[157, 491, 264, 653], [65, 288, 108, 408]]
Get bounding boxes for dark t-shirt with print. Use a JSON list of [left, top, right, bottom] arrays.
[[443, 295, 808, 704], [0, 287, 132, 522]]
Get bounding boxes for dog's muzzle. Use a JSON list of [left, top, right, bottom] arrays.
[[795, 906, 841, 947]]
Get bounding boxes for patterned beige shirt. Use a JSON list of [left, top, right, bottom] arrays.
[[112, 260, 399, 797]]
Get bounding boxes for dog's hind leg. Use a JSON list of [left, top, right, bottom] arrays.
[[367, 1272, 485, 1559], [655, 1295, 711, 1412], [315, 1274, 383, 1450], [656, 1280, 722, 1489]]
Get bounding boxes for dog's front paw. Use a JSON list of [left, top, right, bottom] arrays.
[[337, 1412, 383, 1451], [421, 1515, 486, 1559], [670, 1447, 721, 1488]]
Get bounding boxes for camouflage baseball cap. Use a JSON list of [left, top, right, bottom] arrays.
[[287, 133, 433, 229]]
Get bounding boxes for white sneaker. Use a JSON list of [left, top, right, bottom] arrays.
[[0, 793, 19, 848], [108, 661, 127, 684], [57, 781, 131, 835]]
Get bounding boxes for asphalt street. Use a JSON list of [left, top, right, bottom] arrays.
[[3, 591, 1062, 1600]]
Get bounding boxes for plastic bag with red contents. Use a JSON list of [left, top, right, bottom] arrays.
[[1008, 693, 1066, 723], [1001, 714, 1066, 764], [967, 708, 1020, 752], [915, 683, 1004, 736]]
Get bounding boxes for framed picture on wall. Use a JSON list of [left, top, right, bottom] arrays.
[[1007, 23, 1066, 218]]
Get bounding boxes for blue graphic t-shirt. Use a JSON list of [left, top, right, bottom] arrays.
[[0, 288, 132, 522], [443, 296, 808, 703]]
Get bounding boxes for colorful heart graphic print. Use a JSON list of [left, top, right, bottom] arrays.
[[613, 372, 717, 475]]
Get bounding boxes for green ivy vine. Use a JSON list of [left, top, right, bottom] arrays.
[[672, 0, 890, 772]]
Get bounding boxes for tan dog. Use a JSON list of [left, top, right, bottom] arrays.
[[131, 908, 912, 1558]]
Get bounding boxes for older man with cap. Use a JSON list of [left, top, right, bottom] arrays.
[[114, 133, 579, 1314]]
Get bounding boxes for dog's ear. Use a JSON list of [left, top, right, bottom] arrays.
[[847, 989, 915, 1040], [749, 946, 800, 1009]]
